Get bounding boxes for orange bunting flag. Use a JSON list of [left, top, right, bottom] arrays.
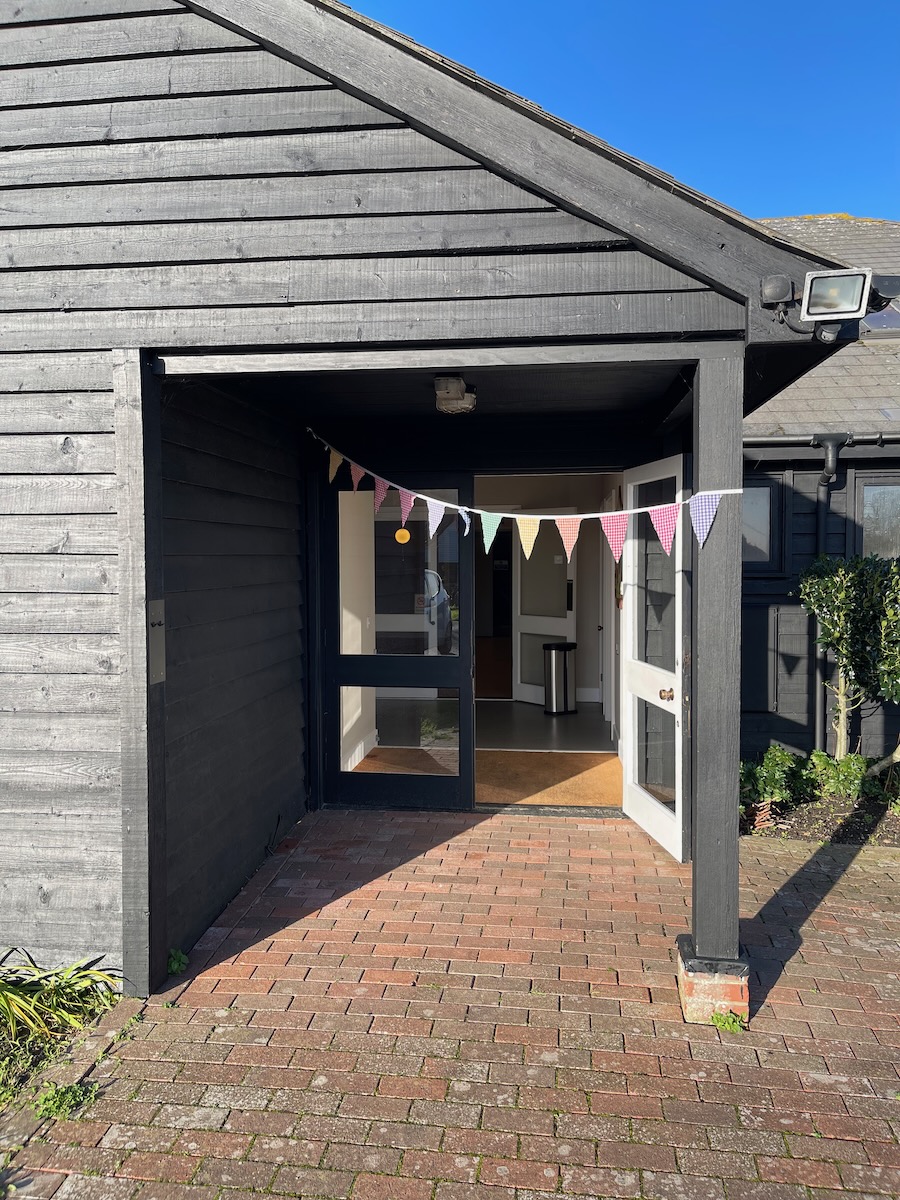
[[399, 489, 416, 526], [328, 449, 343, 482], [554, 516, 583, 564], [350, 463, 366, 491], [516, 516, 541, 560], [648, 503, 680, 556]]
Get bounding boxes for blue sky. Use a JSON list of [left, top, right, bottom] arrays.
[[357, 1, 900, 222]]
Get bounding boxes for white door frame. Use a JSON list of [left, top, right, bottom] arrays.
[[620, 456, 689, 861], [511, 508, 577, 705]]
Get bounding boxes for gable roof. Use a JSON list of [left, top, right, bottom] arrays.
[[745, 216, 900, 438], [184, 0, 840, 343]]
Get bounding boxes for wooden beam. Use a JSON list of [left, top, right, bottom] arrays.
[[155, 340, 744, 375], [690, 354, 743, 963], [114, 349, 166, 997], [182, 0, 841, 342]]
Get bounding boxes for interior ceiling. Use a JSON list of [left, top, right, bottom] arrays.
[[266, 361, 689, 420]]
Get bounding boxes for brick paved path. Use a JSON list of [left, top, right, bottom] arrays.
[[5, 810, 900, 1198]]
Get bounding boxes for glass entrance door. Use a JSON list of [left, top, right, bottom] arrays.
[[621, 456, 690, 860], [323, 473, 474, 809]]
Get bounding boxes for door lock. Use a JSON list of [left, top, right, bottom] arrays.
[[658, 688, 674, 701]]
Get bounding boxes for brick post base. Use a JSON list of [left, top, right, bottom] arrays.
[[675, 934, 750, 1025]]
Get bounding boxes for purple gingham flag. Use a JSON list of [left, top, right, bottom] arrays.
[[689, 492, 723, 548], [426, 497, 445, 539]]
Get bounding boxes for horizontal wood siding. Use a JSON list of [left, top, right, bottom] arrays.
[[0, 352, 122, 968], [0, 4, 741, 354], [741, 463, 900, 760], [161, 383, 304, 957]]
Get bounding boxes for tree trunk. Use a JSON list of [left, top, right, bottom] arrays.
[[865, 741, 900, 779], [833, 670, 851, 761]]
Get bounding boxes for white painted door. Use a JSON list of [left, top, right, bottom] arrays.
[[621, 457, 689, 861], [512, 511, 577, 705]]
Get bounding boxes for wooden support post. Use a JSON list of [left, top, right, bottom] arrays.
[[114, 349, 166, 997], [679, 353, 748, 1022]]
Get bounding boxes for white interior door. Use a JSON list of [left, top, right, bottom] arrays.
[[512, 511, 577, 705], [621, 457, 689, 861]]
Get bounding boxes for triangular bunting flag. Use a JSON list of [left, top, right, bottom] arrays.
[[516, 516, 541, 560], [481, 512, 502, 555], [554, 516, 583, 564], [426, 497, 445, 539], [599, 513, 629, 563], [350, 463, 366, 492], [459, 508, 471, 536], [373, 477, 390, 512], [398, 489, 416, 526], [689, 492, 723, 548], [649, 504, 680, 556], [328, 449, 342, 482]]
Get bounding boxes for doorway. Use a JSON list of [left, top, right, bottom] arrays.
[[472, 473, 620, 808]]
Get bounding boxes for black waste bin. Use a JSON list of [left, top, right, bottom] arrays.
[[543, 641, 577, 715]]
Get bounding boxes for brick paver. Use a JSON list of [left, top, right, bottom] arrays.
[[3, 810, 899, 1197]]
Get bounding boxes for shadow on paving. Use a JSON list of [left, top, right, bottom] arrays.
[[743, 796, 897, 1015]]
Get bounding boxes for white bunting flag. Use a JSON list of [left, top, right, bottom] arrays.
[[399, 489, 416, 527], [689, 492, 723, 548], [426, 497, 445, 539], [648, 504, 680, 556], [328, 449, 343, 482], [459, 508, 472, 536], [599, 513, 629, 563], [481, 512, 502, 555], [373, 477, 390, 512], [554, 516, 583, 564], [516, 516, 541, 560], [350, 463, 366, 492]]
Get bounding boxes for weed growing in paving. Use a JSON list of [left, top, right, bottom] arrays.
[[167, 949, 189, 976], [32, 1080, 98, 1121], [710, 1010, 746, 1034]]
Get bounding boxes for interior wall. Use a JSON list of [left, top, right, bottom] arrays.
[[339, 492, 377, 769], [474, 475, 617, 696], [161, 383, 305, 956]]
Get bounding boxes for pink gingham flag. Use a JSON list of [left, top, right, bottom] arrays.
[[554, 516, 583, 564], [399, 489, 416, 527], [426, 497, 445, 539], [599, 513, 629, 563], [689, 492, 723, 548], [373, 477, 390, 512], [649, 503, 680, 556], [350, 463, 366, 491]]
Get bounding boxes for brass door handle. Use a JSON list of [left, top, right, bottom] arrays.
[[659, 688, 674, 701]]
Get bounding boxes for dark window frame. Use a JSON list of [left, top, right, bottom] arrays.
[[853, 471, 900, 557], [742, 473, 786, 576]]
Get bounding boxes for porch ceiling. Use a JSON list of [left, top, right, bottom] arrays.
[[268, 360, 686, 420]]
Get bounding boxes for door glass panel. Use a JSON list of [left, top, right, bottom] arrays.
[[520, 632, 566, 687], [742, 488, 771, 562], [634, 478, 676, 672], [636, 698, 676, 810], [340, 489, 459, 656], [521, 523, 567, 617], [340, 687, 459, 775], [862, 485, 900, 556]]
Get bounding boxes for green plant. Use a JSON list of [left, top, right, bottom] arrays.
[[798, 555, 900, 760], [167, 950, 189, 977], [710, 1010, 746, 1034], [0, 951, 118, 1042], [32, 1080, 98, 1121], [801, 749, 872, 801]]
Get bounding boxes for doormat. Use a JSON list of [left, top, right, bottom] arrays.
[[476, 750, 622, 808], [353, 746, 459, 776]]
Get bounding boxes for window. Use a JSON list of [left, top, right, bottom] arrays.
[[860, 483, 900, 558], [742, 487, 771, 563]]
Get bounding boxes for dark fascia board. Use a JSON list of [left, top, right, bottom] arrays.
[[181, 0, 844, 347]]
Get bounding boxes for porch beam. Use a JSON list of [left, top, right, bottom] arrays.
[[153, 341, 744, 376], [689, 354, 744, 967]]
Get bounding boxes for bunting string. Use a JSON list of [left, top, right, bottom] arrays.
[[309, 428, 742, 555]]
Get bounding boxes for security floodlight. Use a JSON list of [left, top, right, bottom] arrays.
[[800, 268, 872, 323]]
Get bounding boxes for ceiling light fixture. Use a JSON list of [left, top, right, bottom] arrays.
[[434, 375, 476, 415]]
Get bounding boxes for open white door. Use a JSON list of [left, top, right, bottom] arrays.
[[621, 457, 689, 861], [512, 512, 576, 705]]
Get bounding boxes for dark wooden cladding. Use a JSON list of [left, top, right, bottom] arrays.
[[161, 383, 305, 959]]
